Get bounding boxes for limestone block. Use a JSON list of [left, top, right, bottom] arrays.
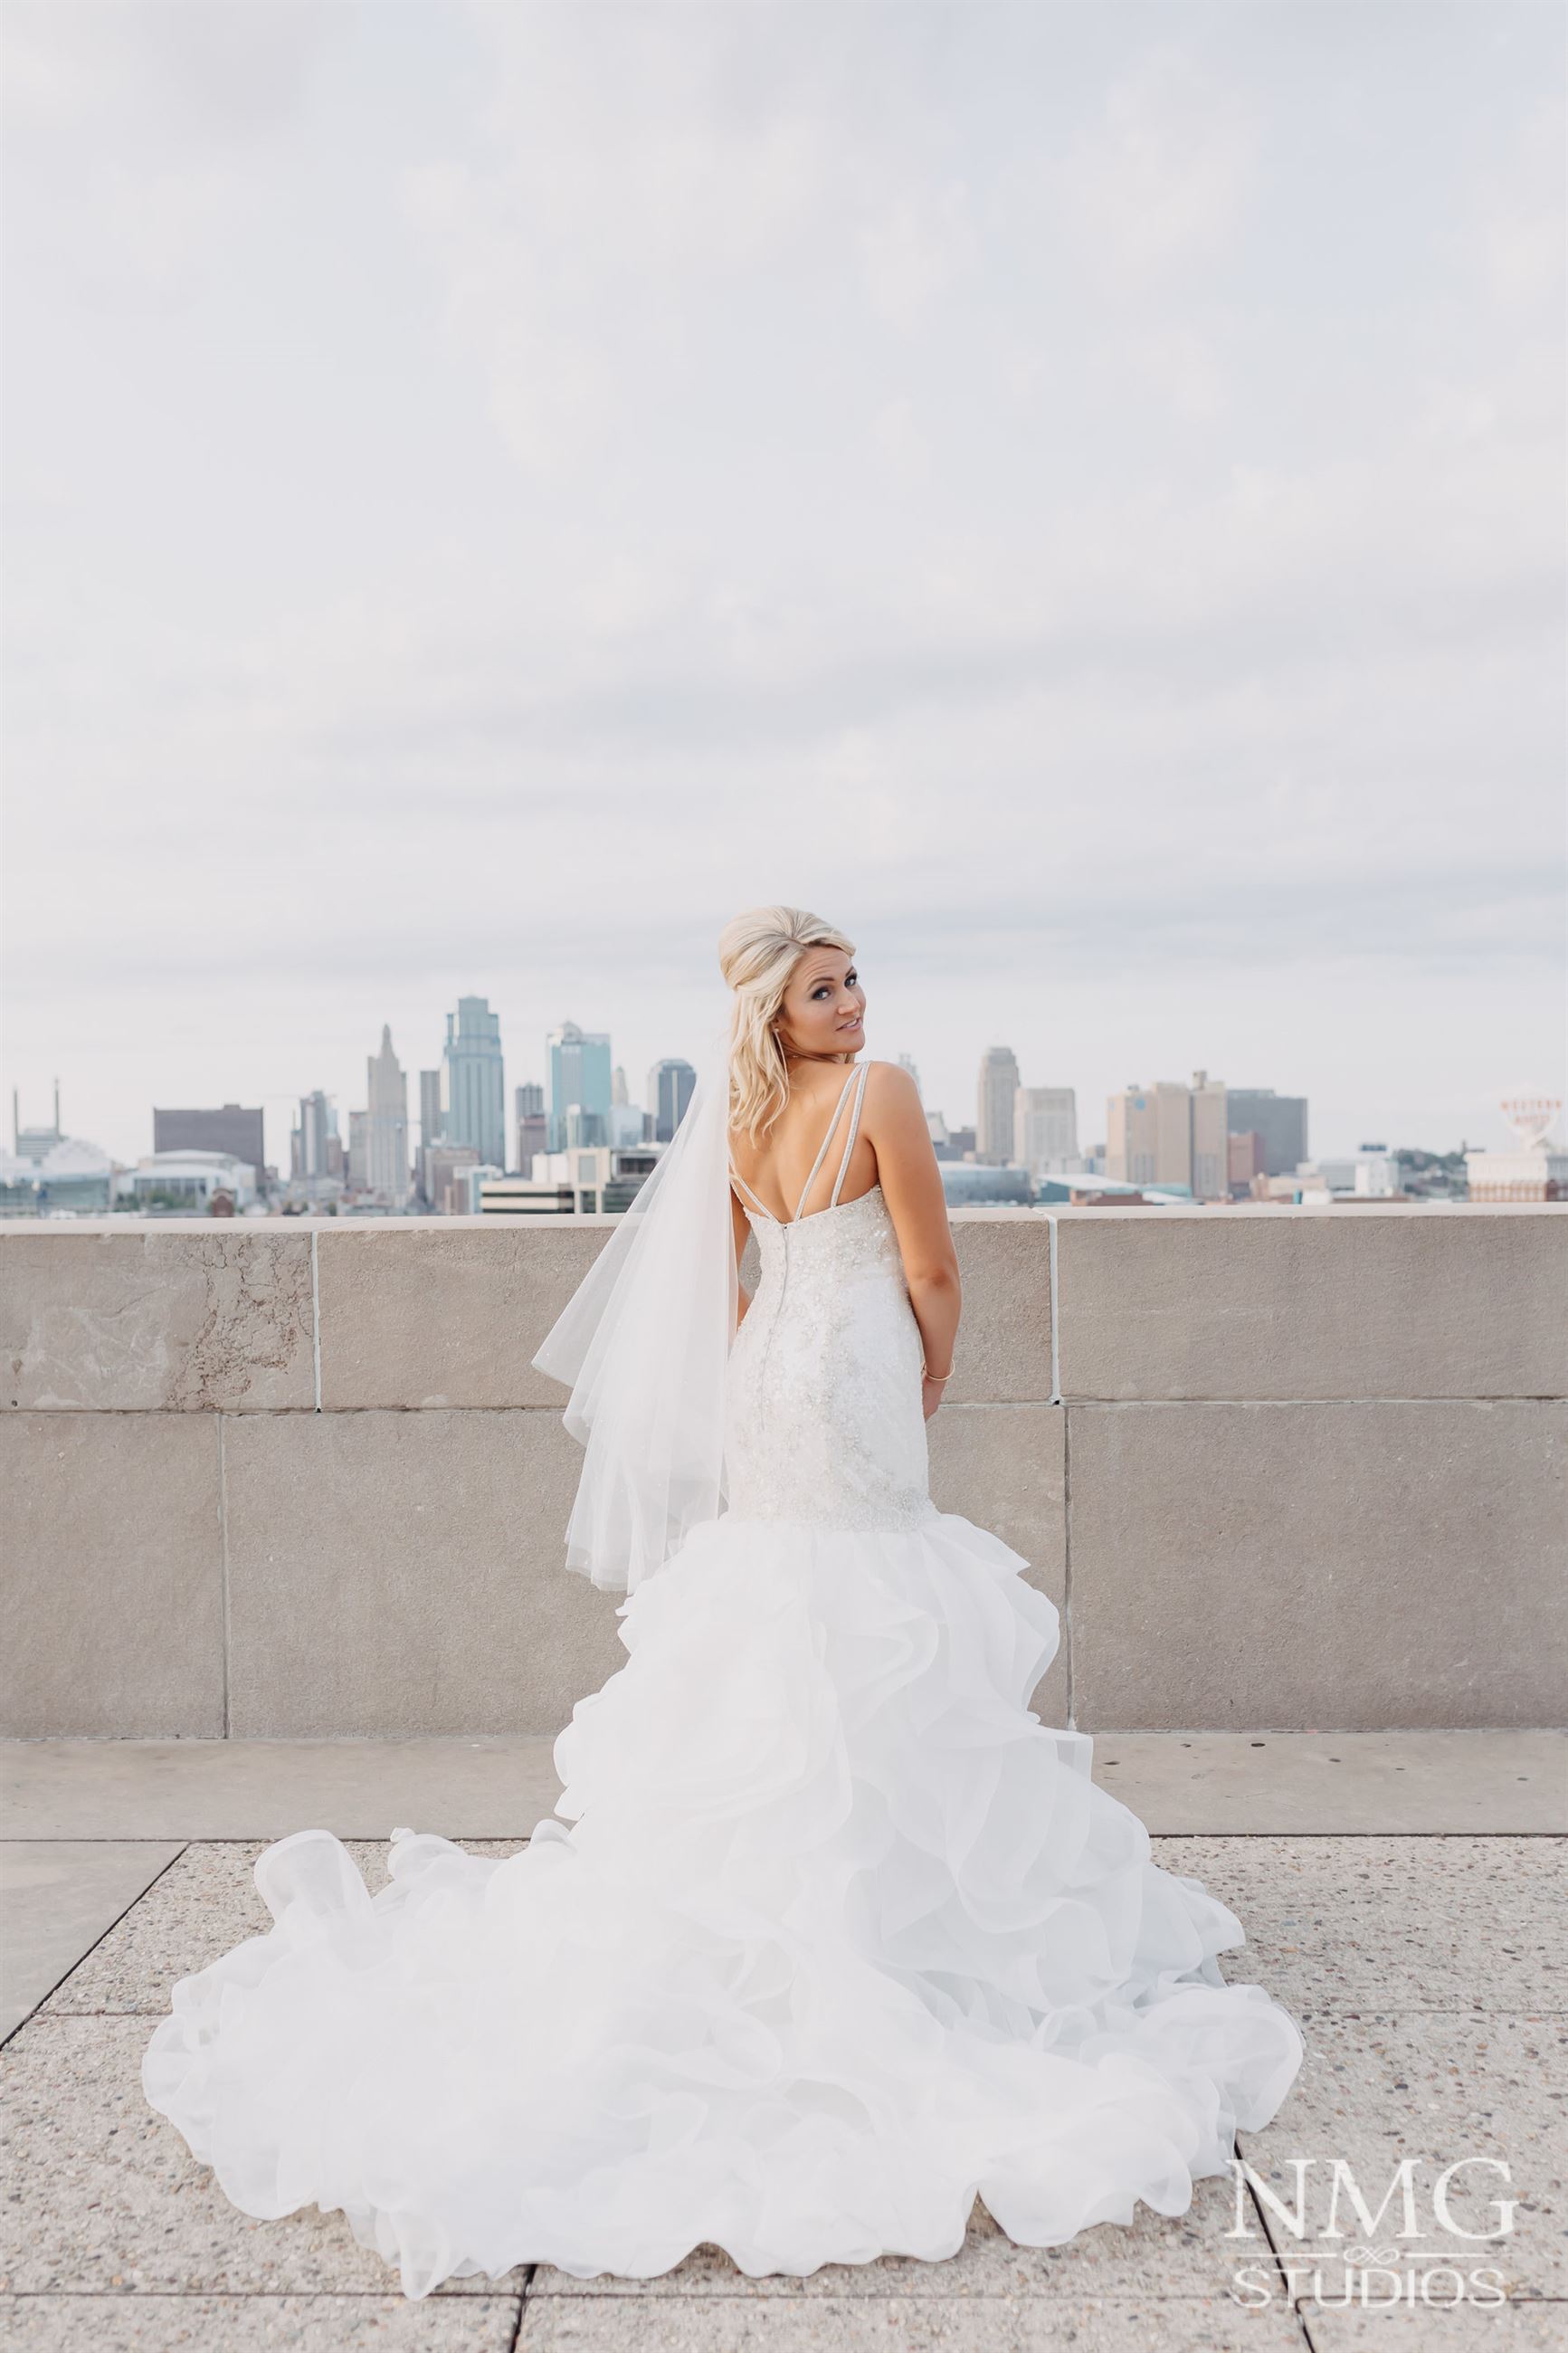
[[1054, 1207, 1568, 1402], [1067, 1399, 1567, 1730], [222, 1408, 626, 1738], [946, 1213, 1052, 1402], [927, 1401, 1069, 1723], [315, 1222, 612, 1409], [0, 1415, 223, 1737], [0, 1229, 313, 1411]]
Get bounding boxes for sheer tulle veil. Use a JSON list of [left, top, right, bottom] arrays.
[[530, 1024, 737, 1593]]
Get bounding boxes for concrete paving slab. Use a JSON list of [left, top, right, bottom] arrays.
[[0, 1738, 565, 1841], [1305, 2307, 1567, 2345], [0, 2015, 521, 2297], [1091, 1732, 1568, 1835], [0, 2293, 523, 2349], [1236, 2011, 1566, 2301], [532, 2178, 1288, 2303], [0, 1842, 183, 2040], [515, 2292, 1311, 2348], [5, 1730, 1562, 1843], [33, 1839, 521, 2018], [1178, 1835, 1566, 2015]]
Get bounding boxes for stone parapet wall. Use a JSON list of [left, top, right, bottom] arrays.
[[4, 1207, 1563, 1738]]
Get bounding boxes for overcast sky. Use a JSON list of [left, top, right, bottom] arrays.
[[3, 0, 1563, 1168]]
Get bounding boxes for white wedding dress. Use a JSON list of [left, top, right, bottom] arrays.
[[141, 1062, 1305, 2300]]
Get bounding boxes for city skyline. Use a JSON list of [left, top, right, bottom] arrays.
[[4, 7, 1562, 1169], [14, 990, 1543, 1185]]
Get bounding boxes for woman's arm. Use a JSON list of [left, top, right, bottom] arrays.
[[862, 1062, 960, 1419], [730, 1187, 754, 1326]]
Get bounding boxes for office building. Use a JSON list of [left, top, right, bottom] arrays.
[[1229, 1132, 1266, 1191], [530, 1143, 660, 1215], [648, 1058, 695, 1141], [365, 1025, 411, 1205], [291, 1091, 337, 1184], [1107, 1072, 1229, 1200], [419, 1070, 443, 1149], [1225, 1088, 1309, 1177], [647, 1059, 696, 1143], [423, 1143, 481, 1216], [153, 1105, 265, 1188], [548, 1022, 612, 1151], [1014, 1087, 1078, 1176], [347, 1110, 370, 1192], [11, 1083, 62, 1161], [515, 1082, 547, 1175], [443, 997, 506, 1169], [976, 1047, 1021, 1164]]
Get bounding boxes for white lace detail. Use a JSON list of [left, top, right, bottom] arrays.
[[724, 1184, 936, 1532]]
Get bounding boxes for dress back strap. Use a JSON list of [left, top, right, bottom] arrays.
[[789, 1068, 859, 1223], [727, 1163, 774, 1221], [826, 1062, 870, 1208]]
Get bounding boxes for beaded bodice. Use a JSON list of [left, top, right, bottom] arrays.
[[724, 1070, 935, 1534]]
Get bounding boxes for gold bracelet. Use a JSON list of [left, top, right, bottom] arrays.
[[921, 1362, 954, 1382]]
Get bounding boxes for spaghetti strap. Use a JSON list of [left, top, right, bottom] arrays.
[[827, 1062, 870, 1208], [789, 1069, 858, 1223], [728, 1064, 865, 1224], [727, 1164, 775, 1222]]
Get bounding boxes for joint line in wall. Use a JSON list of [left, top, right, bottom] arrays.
[[310, 1231, 322, 1413], [1062, 1404, 1073, 1732], [1044, 1212, 1060, 1405], [217, 1415, 230, 1739]]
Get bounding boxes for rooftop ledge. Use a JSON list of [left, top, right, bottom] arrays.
[[2, 1203, 1563, 1743]]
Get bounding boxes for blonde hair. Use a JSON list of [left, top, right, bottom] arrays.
[[717, 904, 857, 1142]]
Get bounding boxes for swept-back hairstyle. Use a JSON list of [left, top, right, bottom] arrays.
[[717, 904, 857, 1142]]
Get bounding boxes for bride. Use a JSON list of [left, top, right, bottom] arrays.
[[141, 903, 1305, 2300]]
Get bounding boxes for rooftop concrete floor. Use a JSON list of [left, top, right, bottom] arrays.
[[1, 1733, 1563, 2351]]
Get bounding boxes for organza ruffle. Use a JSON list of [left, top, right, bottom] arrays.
[[141, 1510, 1304, 2299]]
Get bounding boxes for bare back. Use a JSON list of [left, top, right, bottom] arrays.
[[727, 1062, 879, 1224]]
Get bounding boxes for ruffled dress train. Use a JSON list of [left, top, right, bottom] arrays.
[[141, 1168, 1304, 2298]]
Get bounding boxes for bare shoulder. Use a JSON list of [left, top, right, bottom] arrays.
[[859, 1060, 927, 1140], [860, 1059, 922, 1112]]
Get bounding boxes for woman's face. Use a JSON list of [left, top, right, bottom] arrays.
[[775, 947, 866, 1060]]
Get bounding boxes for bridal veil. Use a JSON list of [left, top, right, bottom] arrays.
[[530, 1031, 737, 1593]]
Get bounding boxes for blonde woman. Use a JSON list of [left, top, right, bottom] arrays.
[[143, 905, 1304, 2297]]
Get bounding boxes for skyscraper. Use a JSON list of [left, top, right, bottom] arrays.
[[515, 1082, 547, 1175], [366, 1025, 411, 1205], [548, 1022, 612, 1150], [647, 1058, 696, 1142], [1014, 1087, 1078, 1176], [153, 1105, 266, 1188], [419, 1070, 443, 1150], [443, 997, 506, 1169], [1224, 1088, 1309, 1178], [975, 1047, 1021, 1165], [347, 1109, 370, 1192], [293, 1091, 336, 1181], [1106, 1072, 1229, 1199]]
